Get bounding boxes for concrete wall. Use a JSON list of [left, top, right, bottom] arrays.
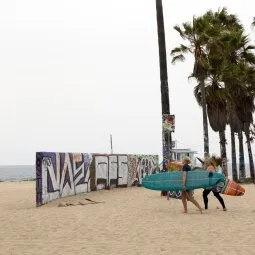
[[36, 152, 159, 206]]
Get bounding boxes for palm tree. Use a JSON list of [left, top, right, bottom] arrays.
[[171, 9, 255, 181], [226, 99, 240, 181], [203, 9, 254, 180], [228, 63, 255, 180], [171, 16, 211, 157], [171, 8, 244, 160], [194, 77, 229, 176], [184, 8, 243, 176], [247, 124, 255, 182], [155, 0, 172, 170], [241, 68, 255, 183], [234, 63, 255, 182], [245, 124, 255, 183], [219, 30, 255, 181], [225, 63, 247, 181], [200, 9, 245, 177], [202, 10, 255, 181]]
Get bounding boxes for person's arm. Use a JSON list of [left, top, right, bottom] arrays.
[[182, 171, 187, 191]]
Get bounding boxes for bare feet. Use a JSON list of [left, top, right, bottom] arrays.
[[223, 208, 227, 211]]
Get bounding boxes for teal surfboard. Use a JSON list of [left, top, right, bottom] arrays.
[[142, 170, 225, 191]]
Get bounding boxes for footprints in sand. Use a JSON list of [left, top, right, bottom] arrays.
[[58, 202, 75, 207], [58, 198, 105, 207]]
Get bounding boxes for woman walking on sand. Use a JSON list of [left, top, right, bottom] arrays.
[[181, 156, 203, 214], [202, 158, 227, 211]]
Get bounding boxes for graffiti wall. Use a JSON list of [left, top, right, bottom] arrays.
[[36, 152, 158, 206]]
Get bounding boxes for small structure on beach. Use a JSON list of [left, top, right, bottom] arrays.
[[171, 148, 198, 166]]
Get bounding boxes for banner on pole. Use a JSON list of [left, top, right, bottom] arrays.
[[162, 114, 175, 132]]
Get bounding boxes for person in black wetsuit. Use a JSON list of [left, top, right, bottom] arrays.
[[202, 158, 227, 211], [181, 156, 203, 214]]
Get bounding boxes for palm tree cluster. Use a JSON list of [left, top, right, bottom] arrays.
[[171, 8, 255, 183]]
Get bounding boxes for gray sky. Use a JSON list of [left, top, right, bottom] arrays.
[[0, 0, 255, 165]]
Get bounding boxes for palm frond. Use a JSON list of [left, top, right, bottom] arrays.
[[194, 84, 202, 106], [170, 44, 190, 55], [241, 52, 255, 65], [173, 25, 185, 38], [245, 45, 255, 51], [252, 17, 255, 27], [182, 22, 193, 36], [171, 54, 185, 63], [171, 9, 255, 134]]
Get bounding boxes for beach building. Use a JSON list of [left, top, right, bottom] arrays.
[[171, 148, 198, 166]]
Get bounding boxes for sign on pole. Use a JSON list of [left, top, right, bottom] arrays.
[[162, 114, 175, 169], [162, 114, 175, 132]]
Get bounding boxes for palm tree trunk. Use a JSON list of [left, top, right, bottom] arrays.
[[200, 79, 209, 157], [244, 126, 255, 183], [231, 127, 238, 181], [238, 131, 246, 181], [156, 0, 171, 196], [156, 0, 172, 171], [219, 130, 228, 177]]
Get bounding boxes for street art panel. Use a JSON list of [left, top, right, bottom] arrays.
[[108, 155, 118, 188], [95, 155, 108, 190], [127, 155, 159, 186], [117, 155, 128, 186], [36, 152, 92, 206], [36, 152, 158, 206]]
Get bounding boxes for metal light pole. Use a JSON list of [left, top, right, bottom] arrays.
[[110, 134, 113, 154]]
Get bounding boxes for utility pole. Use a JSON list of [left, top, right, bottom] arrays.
[[155, 0, 172, 170], [110, 134, 113, 154]]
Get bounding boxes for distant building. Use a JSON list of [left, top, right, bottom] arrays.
[[171, 148, 198, 166]]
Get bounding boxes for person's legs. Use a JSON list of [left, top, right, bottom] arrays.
[[203, 189, 211, 209], [167, 191, 170, 200], [188, 190, 203, 214], [181, 191, 188, 213], [213, 191, 227, 210]]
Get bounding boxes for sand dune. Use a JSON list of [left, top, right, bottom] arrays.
[[0, 181, 255, 255]]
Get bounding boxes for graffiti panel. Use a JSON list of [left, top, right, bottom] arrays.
[[127, 155, 158, 185], [118, 155, 128, 186], [36, 152, 92, 206], [95, 155, 108, 190], [36, 152, 159, 206], [73, 153, 92, 194], [109, 155, 118, 188]]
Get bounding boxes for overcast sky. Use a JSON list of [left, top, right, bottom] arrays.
[[0, 0, 255, 165]]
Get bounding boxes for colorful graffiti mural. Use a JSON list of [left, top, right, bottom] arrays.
[[162, 114, 174, 169], [36, 152, 158, 206], [127, 155, 159, 186]]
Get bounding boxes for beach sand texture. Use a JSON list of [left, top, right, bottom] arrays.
[[0, 181, 255, 255]]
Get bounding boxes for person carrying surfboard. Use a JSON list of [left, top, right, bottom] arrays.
[[181, 156, 203, 214], [202, 158, 227, 211]]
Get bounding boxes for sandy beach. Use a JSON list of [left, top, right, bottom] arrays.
[[0, 181, 255, 255]]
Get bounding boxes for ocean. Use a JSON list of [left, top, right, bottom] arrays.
[[0, 164, 251, 181], [0, 165, 35, 181]]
